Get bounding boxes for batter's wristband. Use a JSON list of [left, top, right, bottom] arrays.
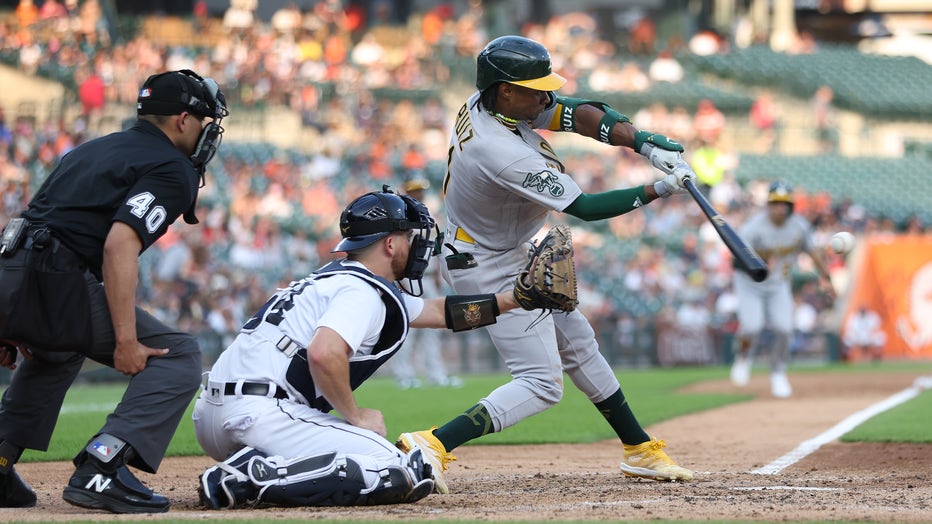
[[597, 108, 628, 145], [553, 96, 630, 136], [444, 294, 500, 332]]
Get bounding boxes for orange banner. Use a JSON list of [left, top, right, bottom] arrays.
[[845, 234, 932, 360]]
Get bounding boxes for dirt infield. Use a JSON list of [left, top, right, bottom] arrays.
[[7, 369, 932, 522]]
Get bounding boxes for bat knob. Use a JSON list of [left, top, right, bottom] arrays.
[[749, 268, 768, 282]]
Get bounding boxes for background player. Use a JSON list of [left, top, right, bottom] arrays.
[[842, 304, 886, 362], [391, 178, 461, 389], [194, 187, 529, 508], [396, 35, 695, 493], [0, 69, 228, 513], [729, 180, 835, 397]]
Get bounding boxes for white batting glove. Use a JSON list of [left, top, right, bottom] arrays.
[[641, 143, 684, 176], [634, 130, 686, 176], [653, 162, 693, 198]]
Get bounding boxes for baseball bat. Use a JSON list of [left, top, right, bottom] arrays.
[[682, 177, 769, 282]]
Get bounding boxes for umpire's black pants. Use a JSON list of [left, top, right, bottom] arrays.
[[0, 272, 202, 474]]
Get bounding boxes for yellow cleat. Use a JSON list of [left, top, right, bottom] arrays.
[[396, 426, 457, 494], [620, 437, 694, 482]]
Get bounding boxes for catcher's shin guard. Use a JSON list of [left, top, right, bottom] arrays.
[[248, 452, 430, 507]]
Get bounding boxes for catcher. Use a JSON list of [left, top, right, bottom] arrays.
[[192, 187, 573, 509], [396, 35, 694, 494]]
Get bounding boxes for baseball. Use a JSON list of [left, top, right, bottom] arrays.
[[829, 231, 856, 254]]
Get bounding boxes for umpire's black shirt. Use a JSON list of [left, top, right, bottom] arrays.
[[22, 120, 200, 280]]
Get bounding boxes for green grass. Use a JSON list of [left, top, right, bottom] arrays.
[[12, 361, 932, 462], [841, 388, 932, 442], [18, 366, 744, 462]]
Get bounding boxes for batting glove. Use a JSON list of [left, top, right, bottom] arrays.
[[653, 161, 693, 198], [635, 130, 685, 176]]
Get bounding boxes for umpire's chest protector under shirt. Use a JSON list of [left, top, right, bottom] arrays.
[[22, 120, 200, 278]]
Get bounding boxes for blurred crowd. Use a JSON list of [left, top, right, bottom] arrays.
[[0, 1, 926, 369]]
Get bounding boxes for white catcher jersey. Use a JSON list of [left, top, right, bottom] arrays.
[[739, 211, 816, 284], [443, 91, 583, 250], [208, 260, 425, 405]]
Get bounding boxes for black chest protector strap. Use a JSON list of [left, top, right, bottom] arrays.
[[285, 260, 409, 412]]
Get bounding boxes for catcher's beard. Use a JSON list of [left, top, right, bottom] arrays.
[[390, 246, 408, 281], [390, 240, 424, 296]]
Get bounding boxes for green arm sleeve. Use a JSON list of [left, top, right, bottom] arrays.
[[563, 187, 649, 221]]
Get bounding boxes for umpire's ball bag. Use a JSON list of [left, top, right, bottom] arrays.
[[0, 243, 92, 352]]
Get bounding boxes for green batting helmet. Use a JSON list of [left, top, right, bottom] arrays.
[[476, 36, 567, 92]]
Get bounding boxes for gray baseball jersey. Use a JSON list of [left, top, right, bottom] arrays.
[[734, 209, 816, 339], [443, 91, 582, 250], [739, 210, 816, 285]]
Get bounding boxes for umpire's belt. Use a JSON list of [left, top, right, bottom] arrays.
[[23, 227, 62, 252]]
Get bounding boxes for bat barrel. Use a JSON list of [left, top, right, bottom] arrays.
[[682, 176, 768, 283]]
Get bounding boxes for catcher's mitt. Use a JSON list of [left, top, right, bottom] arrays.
[[513, 224, 578, 313]]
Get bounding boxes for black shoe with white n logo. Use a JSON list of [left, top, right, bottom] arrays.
[[62, 462, 169, 513]]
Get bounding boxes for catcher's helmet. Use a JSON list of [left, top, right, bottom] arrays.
[[332, 186, 434, 253], [476, 36, 566, 92]]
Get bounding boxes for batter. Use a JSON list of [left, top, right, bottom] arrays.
[[396, 35, 695, 490]]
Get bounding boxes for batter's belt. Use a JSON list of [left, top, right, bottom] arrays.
[[453, 227, 475, 244]]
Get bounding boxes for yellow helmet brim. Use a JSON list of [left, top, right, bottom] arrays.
[[508, 71, 567, 92]]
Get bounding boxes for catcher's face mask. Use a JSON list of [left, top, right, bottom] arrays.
[[398, 194, 435, 297]]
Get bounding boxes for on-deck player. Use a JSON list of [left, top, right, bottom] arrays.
[[729, 180, 835, 397], [396, 35, 695, 492]]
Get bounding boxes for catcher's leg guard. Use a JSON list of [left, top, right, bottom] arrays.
[[249, 451, 433, 506], [361, 448, 434, 505], [199, 447, 262, 509], [397, 448, 434, 504], [249, 452, 366, 506]]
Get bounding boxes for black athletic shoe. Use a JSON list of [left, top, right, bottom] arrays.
[[0, 468, 37, 508], [62, 463, 169, 514]]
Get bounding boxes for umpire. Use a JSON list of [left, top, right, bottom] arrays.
[[0, 69, 228, 513]]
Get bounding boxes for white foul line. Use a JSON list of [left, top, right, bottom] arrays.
[[751, 376, 932, 475]]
